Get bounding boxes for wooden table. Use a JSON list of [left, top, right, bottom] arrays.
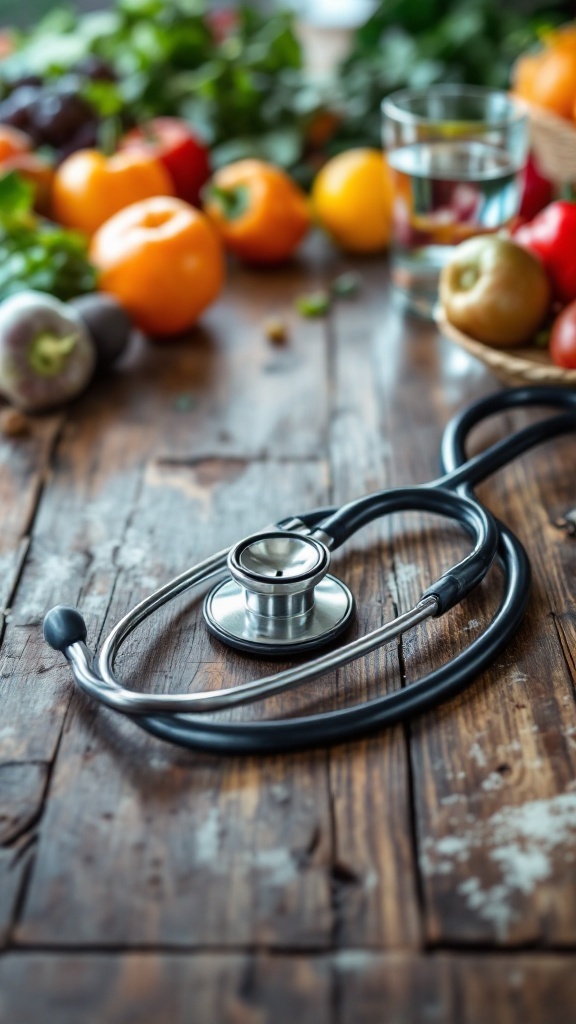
[[0, 240, 575, 1022]]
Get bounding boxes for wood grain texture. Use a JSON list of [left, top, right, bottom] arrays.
[[0, 953, 574, 1024], [337, 952, 576, 1024], [0, 954, 331, 1024], [326, 271, 421, 949]]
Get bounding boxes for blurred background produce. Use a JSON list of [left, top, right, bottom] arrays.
[[0, 0, 573, 182], [0, 0, 575, 414]]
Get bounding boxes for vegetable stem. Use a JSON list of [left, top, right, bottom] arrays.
[[28, 331, 78, 377], [206, 183, 250, 220]]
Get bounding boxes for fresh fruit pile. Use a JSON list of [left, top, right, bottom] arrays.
[[0, 0, 574, 420], [0, 0, 570, 177], [440, 199, 576, 369]]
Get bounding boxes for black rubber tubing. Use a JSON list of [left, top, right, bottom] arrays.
[[104, 386, 575, 753]]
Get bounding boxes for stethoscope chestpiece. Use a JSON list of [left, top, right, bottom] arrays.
[[203, 530, 355, 655]]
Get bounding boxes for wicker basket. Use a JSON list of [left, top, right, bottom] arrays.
[[435, 307, 576, 387], [528, 103, 576, 184]]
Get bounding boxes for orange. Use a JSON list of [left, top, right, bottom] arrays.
[[544, 24, 576, 52], [512, 52, 545, 104], [311, 148, 393, 253], [52, 149, 174, 235], [512, 26, 576, 120], [90, 196, 224, 337], [531, 46, 576, 119]]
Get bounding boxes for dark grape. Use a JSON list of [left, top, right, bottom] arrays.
[[33, 91, 95, 147]]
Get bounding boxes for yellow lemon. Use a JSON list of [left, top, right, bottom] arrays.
[[312, 148, 394, 253]]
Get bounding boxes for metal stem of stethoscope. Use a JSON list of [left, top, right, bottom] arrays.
[[43, 386, 576, 754], [64, 594, 438, 715]]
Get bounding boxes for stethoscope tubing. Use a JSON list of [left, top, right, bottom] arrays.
[[44, 386, 576, 754], [116, 528, 531, 755]]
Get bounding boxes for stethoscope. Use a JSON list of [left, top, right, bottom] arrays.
[[43, 386, 576, 755]]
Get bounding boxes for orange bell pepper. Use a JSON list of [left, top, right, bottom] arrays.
[[203, 159, 310, 264], [52, 149, 174, 235], [90, 195, 224, 337]]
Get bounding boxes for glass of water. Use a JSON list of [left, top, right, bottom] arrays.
[[382, 85, 529, 318]]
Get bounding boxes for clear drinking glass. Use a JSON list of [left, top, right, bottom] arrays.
[[382, 85, 529, 319]]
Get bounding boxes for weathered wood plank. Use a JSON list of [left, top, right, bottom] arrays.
[[0, 762, 48, 844], [374, 315, 576, 945], [0, 952, 574, 1023], [0, 420, 150, 764], [0, 414, 62, 616], [0, 953, 331, 1024], [0, 415, 65, 948], [13, 463, 341, 946], [0, 837, 34, 945], [337, 952, 576, 1024], [326, 270, 421, 949]]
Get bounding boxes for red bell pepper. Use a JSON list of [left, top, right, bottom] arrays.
[[514, 201, 576, 304], [120, 118, 210, 207]]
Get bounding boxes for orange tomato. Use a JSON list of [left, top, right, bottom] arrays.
[[52, 149, 174, 235], [90, 196, 224, 337], [204, 159, 310, 264]]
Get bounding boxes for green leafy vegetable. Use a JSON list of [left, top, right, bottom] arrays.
[[0, 172, 97, 303]]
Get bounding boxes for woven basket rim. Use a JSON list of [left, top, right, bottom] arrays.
[[526, 101, 576, 184], [435, 306, 576, 387]]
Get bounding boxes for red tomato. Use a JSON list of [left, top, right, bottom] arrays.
[[550, 301, 576, 369], [514, 201, 576, 304], [120, 118, 210, 207]]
